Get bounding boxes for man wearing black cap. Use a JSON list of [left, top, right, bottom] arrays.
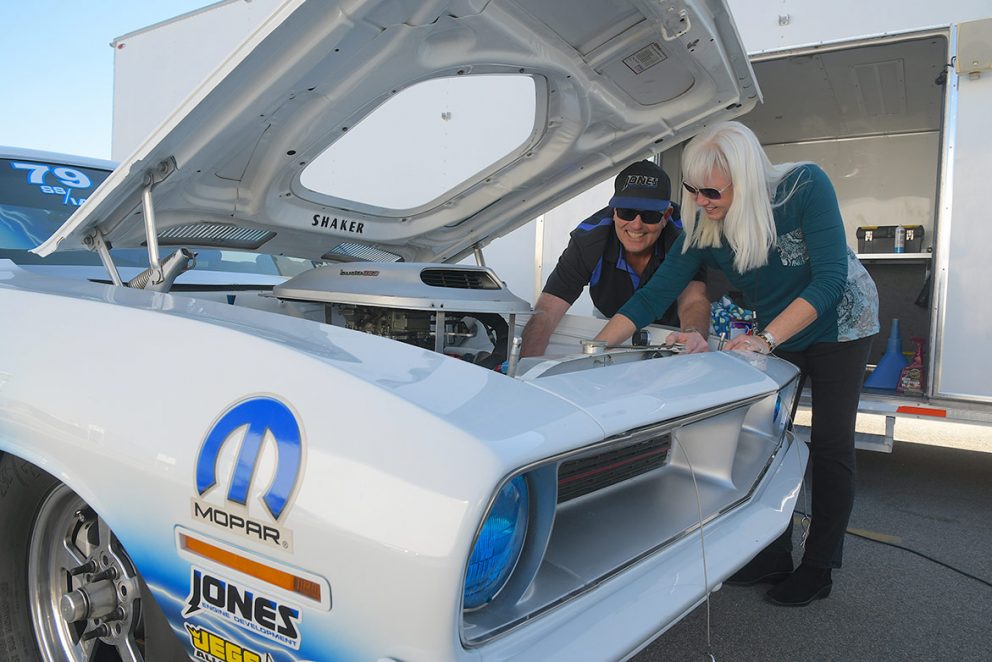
[[521, 160, 710, 357]]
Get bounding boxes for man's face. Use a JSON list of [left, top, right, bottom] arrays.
[[613, 209, 666, 257]]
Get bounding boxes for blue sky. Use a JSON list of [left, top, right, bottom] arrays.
[[0, 1, 213, 160]]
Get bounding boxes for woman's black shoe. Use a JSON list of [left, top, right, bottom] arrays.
[[765, 563, 832, 606], [725, 551, 793, 586]]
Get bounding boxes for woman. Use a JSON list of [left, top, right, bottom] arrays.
[[595, 121, 879, 607]]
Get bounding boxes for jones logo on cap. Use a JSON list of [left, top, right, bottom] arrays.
[[624, 174, 659, 189]]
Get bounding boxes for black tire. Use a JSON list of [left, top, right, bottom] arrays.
[[0, 454, 58, 661], [0, 454, 187, 661]]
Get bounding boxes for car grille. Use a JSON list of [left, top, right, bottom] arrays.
[[557, 434, 672, 503]]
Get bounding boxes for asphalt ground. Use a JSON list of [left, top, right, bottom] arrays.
[[634, 417, 992, 662]]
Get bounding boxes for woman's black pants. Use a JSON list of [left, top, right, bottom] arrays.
[[767, 335, 873, 569]]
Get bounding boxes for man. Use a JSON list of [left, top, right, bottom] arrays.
[[521, 160, 710, 357]]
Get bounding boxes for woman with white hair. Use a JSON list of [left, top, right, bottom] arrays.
[[594, 121, 879, 607]]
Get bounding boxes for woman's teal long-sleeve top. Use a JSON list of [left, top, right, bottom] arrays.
[[618, 164, 879, 352]]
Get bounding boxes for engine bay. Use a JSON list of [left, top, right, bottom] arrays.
[[273, 262, 531, 368]]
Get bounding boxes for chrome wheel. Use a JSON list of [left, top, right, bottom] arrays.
[[27, 483, 144, 662]]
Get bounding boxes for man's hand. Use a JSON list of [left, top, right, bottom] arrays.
[[665, 329, 710, 353]]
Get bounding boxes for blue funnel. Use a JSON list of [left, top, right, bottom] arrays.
[[864, 319, 908, 390]]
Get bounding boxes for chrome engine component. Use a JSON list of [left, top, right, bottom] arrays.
[[335, 305, 472, 350], [274, 263, 532, 365], [127, 247, 196, 291]]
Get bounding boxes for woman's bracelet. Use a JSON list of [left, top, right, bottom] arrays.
[[756, 329, 777, 352]]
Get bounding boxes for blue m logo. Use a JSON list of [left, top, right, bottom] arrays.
[[195, 397, 303, 521]]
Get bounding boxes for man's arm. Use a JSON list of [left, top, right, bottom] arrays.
[[594, 313, 637, 345], [668, 280, 711, 353], [520, 293, 572, 357]]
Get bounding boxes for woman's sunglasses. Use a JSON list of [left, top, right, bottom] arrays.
[[682, 181, 732, 201], [615, 208, 666, 224]]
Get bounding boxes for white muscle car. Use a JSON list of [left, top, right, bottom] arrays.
[[0, 1, 806, 660]]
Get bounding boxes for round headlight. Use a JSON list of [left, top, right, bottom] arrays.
[[463, 475, 529, 610]]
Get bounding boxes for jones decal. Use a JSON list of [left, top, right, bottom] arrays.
[[622, 174, 658, 189], [185, 623, 273, 662], [184, 569, 302, 650], [312, 214, 364, 234]]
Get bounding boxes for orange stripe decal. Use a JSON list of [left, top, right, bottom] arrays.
[[895, 406, 946, 417], [180, 533, 321, 601]]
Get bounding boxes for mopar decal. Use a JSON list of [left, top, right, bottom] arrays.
[[193, 397, 303, 551], [190, 501, 287, 549], [185, 569, 302, 650], [312, 213, 364, 234], [185, 623, 273, 662]]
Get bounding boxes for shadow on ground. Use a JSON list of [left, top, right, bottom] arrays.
[[633, 441, 992, 662]]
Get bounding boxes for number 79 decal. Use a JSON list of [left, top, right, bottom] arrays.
[[11, 161, 92, 189], [10, 161, 94, 207]]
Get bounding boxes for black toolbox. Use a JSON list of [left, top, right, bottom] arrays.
[[856, 225, 925, 254]]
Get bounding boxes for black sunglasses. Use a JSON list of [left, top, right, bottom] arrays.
[[615, 208, 665, 224], [682, 181, 732, 201]]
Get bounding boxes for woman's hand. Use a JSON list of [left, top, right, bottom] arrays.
[[724, 333, 772, 355]]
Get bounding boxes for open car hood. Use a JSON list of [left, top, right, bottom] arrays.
[[38, 0, 758, 264]]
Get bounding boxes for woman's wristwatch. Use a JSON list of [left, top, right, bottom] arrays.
[[755, 330, 777, 353]]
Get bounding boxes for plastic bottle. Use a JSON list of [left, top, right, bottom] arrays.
[[897, 337, 925, 395], [864, 319, 908, 390]]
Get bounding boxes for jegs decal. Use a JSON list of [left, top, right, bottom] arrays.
[[185, 623, 274, 662]]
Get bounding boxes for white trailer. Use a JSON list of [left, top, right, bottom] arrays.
[[708, 1, 992, 449], [111, 0, 992, 448]]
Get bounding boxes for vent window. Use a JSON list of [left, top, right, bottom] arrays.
[[322, 242, 403, 262], [158, 223, 274, 249], [420, 268, 500, 290]]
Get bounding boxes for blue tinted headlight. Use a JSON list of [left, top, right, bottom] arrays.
[[463, 475, 529, 610]]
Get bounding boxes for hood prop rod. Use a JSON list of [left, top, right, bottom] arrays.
[[84, 230, 123, 286], [136, 158, 176, 286], [141, 174, 163, 285]]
